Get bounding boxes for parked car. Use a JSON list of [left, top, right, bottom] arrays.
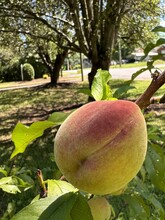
[[111, 60, 117, 65]]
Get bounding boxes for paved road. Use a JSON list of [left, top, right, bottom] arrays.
[[110, 67, 151, 80], [87, 64, 165, 80], [67, 64, 165, 81]]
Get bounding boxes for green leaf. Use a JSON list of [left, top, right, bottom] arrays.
[[14, 176, 32, 190], [147, 54, 164, 71], [103, 84, 116, 100], [113, 85, 136, 98], [139, 166, 146, 182], [152, 26, 165, 33], [46, 180, 76, 197], [0, 177, 21, 194], [147, 125, 162, 142], [38, 192, 77, 220], [0, 184, 21, 194], [17, 173, 34, 186], [70, 193, 93, 220], [39, 192, 93, 220], [91, 69, 114, 100], [0, 176, 32, 194], [11, 121, 55, 159], [2, 201, 16, 219], [123, 194, 150, 220], [144, 38, 165, 57], [48, 111, 73, 125], [143, 43, 156, 58], [77, 88, 93, 97], [145, 144, 165, 192], [129, 53, 164, 82], [146, 60, 155, 71], [135, 177, 165, 217], [0, 176, 12, 185], [130, 68, 148, 82], [11, 196, 59, 220], [0, 169, 7, 177]]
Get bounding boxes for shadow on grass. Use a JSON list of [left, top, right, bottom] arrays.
[[0, 82, 87, 165]]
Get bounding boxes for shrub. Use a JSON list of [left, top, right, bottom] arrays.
[[23, 56, 48, 78], [0, 60, 22, 82], [22, 63, 35, 81]]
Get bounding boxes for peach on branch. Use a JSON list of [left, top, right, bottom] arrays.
[[54, 100, 147, 195], [88, 197, 111, 220]]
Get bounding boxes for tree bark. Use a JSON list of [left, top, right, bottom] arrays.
[[50, 50, 68, 85], [88, 58, 110, 89], [88, 29, 116, 89], [38, 44, 68, 86], [135, 70, 165, 109]]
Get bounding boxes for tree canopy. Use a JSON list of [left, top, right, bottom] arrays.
[[0, 0, 162, 85]]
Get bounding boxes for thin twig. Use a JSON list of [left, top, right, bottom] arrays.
[[36, 169, 47, 198], [135, 70, 165, 109]]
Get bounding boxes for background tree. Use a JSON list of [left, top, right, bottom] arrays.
[[0, 0, 71, 84], [0, 0, 162, 87], [62, 0, 161, 87], [21, 34, 69, 84], [112, 11, 160, 61]]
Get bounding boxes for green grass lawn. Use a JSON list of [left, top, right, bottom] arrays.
[[110, 60, 165, 68], [0, 83, 87, 141], [109, 79, 165, 99]]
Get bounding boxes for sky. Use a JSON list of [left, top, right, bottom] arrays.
[[160, 20, 165, 26]]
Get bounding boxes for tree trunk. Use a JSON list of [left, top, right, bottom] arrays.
[[50, 50, 68, 85], [88, 21, 118, 89], [88, 62, 100, 89], [88, 57, 111, 89]]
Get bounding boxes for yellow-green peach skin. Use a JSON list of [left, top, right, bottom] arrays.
[[54, 100, 147, 195], [88, 197, 111, 220]]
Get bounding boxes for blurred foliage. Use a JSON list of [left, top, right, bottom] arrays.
[[0, 60, 22, 82], [0, 46, 48, 82], [24, 56, 48, 79]]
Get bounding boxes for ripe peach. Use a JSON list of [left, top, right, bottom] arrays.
[[88, 197, 111, 220], [54, 100, 147, 195]]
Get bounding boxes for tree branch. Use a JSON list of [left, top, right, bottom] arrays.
[[64, 0, 89, 53], [0, 3, 81, 53], [79, 0, 90, 45], [135, 70, 165, 109], [37, 45, 52, 72], [0, 29, 52, 41]]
